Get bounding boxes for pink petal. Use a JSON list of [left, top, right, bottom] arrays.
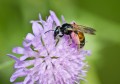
[[23, 75, 31, 84], [7, 54, 20, 62], [50, 10, 61, 26], [20, 55, 28, 61], [39, 14, 47, 27], [15, 60, 35, 68], [12, 47, 24, 54], [10, 69, 28, 82], [61, 15, 66, 24], [31, 21, 43, 35], [26, 33, 34, 41]]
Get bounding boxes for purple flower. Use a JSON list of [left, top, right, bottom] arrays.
[[8, 11, 91, 84]]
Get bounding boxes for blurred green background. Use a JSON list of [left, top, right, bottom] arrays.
[[0, 0, 120, 84]]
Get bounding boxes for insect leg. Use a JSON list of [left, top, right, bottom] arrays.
[[55, 38, 60, 46]]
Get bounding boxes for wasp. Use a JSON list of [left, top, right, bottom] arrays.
[[45, 22, 96, 49]]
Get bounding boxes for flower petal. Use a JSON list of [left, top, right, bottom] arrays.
[[20, 55, 28, 61], [10, 68, 29, 82], [61, 15, 66, 24], [86, 50, 91, 56], [7, 54, 20, 62], [50, 10, 61, 26], [15, 60, 35, 68], [23, 75, 31, 84], [12, 47, 24, 54], [31, 21, 43, 35], [25, 33, 34, 41], [39, 14, 46, 25]]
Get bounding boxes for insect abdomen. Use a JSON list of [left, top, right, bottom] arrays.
[[78, 32, 85, 48]]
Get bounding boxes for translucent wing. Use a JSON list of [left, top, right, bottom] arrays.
[[76, 24, 96, 35], [69, 23, 96, 35], [83, 27, 96, 35]]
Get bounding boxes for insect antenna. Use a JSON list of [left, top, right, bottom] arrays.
[[44, 30, 54, 34]]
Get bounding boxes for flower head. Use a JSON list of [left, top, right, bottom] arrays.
[[8, 11, 91, 84]]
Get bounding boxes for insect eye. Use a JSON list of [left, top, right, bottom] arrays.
[[56, 30, 59, 34]]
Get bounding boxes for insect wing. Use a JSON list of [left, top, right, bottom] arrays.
[[83, 27, 96, 35], [77, 25, 96, 35]]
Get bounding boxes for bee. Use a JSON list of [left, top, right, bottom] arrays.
[[45, 22, 96, 49]]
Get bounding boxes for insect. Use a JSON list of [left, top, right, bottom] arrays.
[[45, 22, 96, 49]]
